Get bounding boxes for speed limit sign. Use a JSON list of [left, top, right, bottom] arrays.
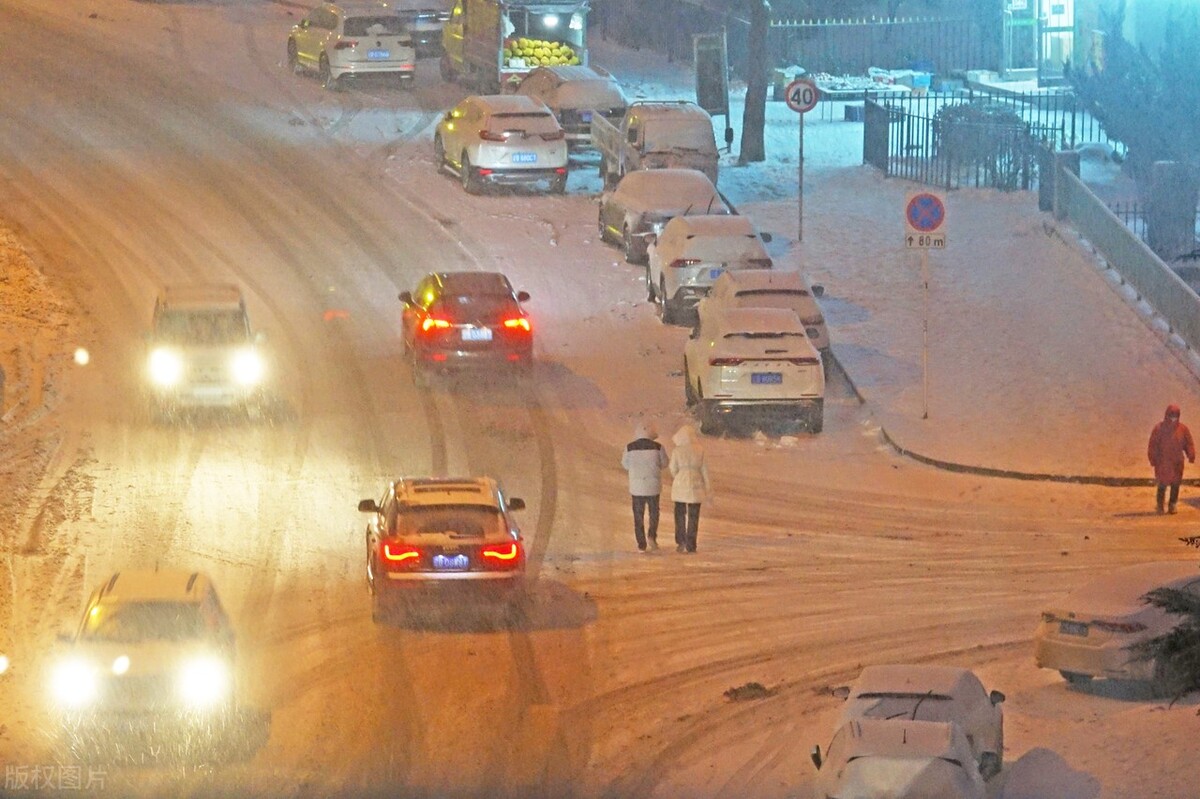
[[784, 78, 820, 114]]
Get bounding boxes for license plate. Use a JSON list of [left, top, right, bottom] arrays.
[[580, 111, 593, 122], [1059, 620, 1088, 637], [367, 49, 390, 60], [511, 152, 538, 164], [462, 327, 493, 341], [709, 268, 724, 279], [751, 372, 783, 385], [432, 553, 470, 571]]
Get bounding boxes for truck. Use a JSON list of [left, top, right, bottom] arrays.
[[440, 0, 590, 94], [591, 101, 720, 189]]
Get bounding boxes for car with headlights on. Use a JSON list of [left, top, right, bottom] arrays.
[[597, 168, 729, 264], [832, 664, 1005, 781], [684, 305, 824, 434], [400, 271, 532, 385], [288, 1, 417, 90], [645, 214, 772, 325], [144, 285, 268, 419], [514, 64, 628, 150], [434, 94, 568, 194], [706, 268, 830, 358], [1034, 560, 1200, 689], [358, 476, 528, 623], [810, 719, 986, 799], [49, 570, 237, 756]]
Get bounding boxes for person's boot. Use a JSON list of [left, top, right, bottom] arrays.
[[1157, 502, 1165, 514], [1169, 504, 1178, 515]]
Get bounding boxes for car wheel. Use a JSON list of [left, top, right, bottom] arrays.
[[433, 136, 447, 174], [550, 174, 567, 194], [411, 352, 429, 388], [979, 751, 1002, 782], [697, 397, 720, 436], [319, 54, 340, 91], [461, 152, 480, 194], [658, 278, 678, 325], [439, 54, 457, 82], [645, 266, 656, 301], [1059, 670, 1092, 685], [597, 208, 609, 242], [809, 409, 824, 434], [371, 587, 395, 624], [622, 225, 640, 263], [286, 39, 300, 73], [684, 361, 697, 406]]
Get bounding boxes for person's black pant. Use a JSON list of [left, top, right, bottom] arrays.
[[631, 495, 660, 549], [674, 502, 700, 552], [1157, 482, 1181, 509]]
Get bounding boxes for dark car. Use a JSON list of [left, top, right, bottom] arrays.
[[358, 477, 528, 623], [400, 271, 533, 384]]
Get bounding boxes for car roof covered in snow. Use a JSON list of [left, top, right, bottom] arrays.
[[94, 569, 214, 604], [849, 664, 982, 700], [471, 94, 553, 115], [829, 719, 970, 762], [612, 169, 725, 214], [1053, 561, 1200, 616]]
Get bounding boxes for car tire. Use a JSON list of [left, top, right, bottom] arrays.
[[371, 587, 395, 624], [461, 153, 480, 194], [684, 362, 697, 407], [597, 208, 609, 242], [411, 351, 430, 388], [809, 409, 824, 434], [697, 398, 720, 436], [433, 136, 447, 174], [439, 55, 457, 82], [979, 751, 1002, 782], [645, 266, 656, 301], [658, 278, 678, 325], [286, 39, 301, 74], [319, 54, 340, 91], [1059, 670, 1092, 685], [622, 225, 640, 264], [550, 174, 567, 194]]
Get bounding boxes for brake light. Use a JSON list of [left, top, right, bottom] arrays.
[[421, 317, 452, 332], [554, 167, 567, 175], [1092, 620, 1147, 634], [479, 129, 507, 141], [481, 541, 523, 569], [503, 317, 531, 332], [334, 39, 358, 50], [540, 130, 565, 141], [382, 542, 421, 563], [709, 357, 743, 366], [669, 259, 703, 269]]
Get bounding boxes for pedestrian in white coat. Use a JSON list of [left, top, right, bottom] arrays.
[[621, 422, 669, 551], [669, 424, 710, 553]]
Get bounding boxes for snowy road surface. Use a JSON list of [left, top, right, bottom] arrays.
[[0, 2, 1197, 798]]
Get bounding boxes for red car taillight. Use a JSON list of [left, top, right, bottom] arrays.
[[1092, 620, 1147, 634], [669, 258, 703, 269], [480, 541, 523, 570], [421, 317, 452, 332], [381, 542, 422, 569], [503, 317, 531, 332], [334, 39, 358, 50], [540, 130, 565, 141], [709, 357, 743, 367], [479, 129, 507, 141]]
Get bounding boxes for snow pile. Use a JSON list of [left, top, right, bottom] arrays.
[[998, 747, 1100, 799]]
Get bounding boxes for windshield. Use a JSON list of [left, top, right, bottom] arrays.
[[643, 120, 717, 154], [486, 112, 559, 135], [81, 602, 206, 643], [155, 310, 248, 345], [396, 505, 505, 538]]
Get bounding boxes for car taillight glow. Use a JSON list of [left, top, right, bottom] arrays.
[[540, 130, 565, 141], [421, 317, 452, 332], [479, 129, 507, 141], [382, 543, 421, 568], [481, 541, 523, 569], [709, 357, 743, 366], [334, 39, 358, 50], [554, 167, 567, 175], [1092, 620, 1146, 634], [669, 259, 703, 269], [503, 317, 531, 332]]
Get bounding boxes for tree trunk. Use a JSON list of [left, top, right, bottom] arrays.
[[738, 0, 770, 164]]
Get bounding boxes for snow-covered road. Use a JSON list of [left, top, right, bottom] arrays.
[[0, 2, 1197, 798]]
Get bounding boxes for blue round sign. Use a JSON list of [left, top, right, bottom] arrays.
[[906, 193, 946, 233]]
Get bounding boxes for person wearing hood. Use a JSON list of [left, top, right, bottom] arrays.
[[622, 421, 669, 551], [1148, 404, 1195, 514], [669, 424, 711, 553]]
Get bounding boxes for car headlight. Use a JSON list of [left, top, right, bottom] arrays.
[[230, 349, 264, 386], [148, 348, 184, 387], [177, 655, 230, 710], [50, 658, 99, 709]]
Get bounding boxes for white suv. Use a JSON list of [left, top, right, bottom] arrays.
[[288, 1, 417, 90], [706, 268, 830, 358], [434, 95, 568, 194]]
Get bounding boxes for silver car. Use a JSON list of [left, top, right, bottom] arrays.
[[434, 95, 569, 194], [514, 64, 628, 150], [288, 1, 416, 90], [597, 168, 729, 264]]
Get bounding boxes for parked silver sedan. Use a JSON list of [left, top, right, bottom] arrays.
[[597, 168, 729, 264]]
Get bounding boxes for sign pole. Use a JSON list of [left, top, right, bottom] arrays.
[[903, 190, 947, 422], [921, 248, 929, 420], [798, 113, 804, 243], [783, 77, 819, 243]]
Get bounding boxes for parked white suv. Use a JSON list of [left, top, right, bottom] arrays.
[[434, 94, 568, 194], [288, 1, 417, 90], [647, 214, 772, 325], [706, 268, 829, 357], [683, 305, 825, 434]]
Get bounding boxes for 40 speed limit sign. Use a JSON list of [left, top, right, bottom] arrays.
[[784, 78, 820, 114]]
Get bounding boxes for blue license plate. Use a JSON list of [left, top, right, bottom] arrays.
[[709, 268, 724, 279], [367, 49, 390, 60], [1059, 621, 1088, 637], [461, 327, 493, 341], [751, 372, 783, 385], [512, 152, 538, 164], [432, 553, 470, 571]]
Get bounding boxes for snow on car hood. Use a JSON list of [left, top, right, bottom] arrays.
[[828, 755, 985, 799]]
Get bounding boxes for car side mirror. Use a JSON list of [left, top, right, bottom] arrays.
[[516, 290, 530, 302], [831, 685, 850, 700], [761, 232, 773, 243], [398, 291, 414, 305], [358, 499, 380, 513], [810, 745, 823, 769], [507, 497, 527, 511], [989, 689, 1006, 705], [811, 284, 825, 298]]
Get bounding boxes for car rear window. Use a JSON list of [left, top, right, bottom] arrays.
[[155, 310, 248, 344], [487, 112, 560, 135], [344, 16, 407, 36], [398, 505, 505, 538], [82, 602, 206, 642]]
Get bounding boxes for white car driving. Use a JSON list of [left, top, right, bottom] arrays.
[[434, 94, 568, 194], [288, 1, 417, 90], [683, 305, 824, 434], [810, 719, 987, 799], [597, 168, 729, 264], [646, 214, 772, 325], [706, 268, 830, 357], [834, 664, 1006, 781]]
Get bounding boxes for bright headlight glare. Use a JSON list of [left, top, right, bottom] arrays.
[[177, 656, 230, 709], [148, 348, 184, 386], [0, 654, 9, 675], [230, 349, 264, 386], [50, 658, 99, 708]]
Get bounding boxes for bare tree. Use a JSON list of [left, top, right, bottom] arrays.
[[738, 0, 770, 163]]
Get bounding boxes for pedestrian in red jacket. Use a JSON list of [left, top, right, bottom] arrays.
[[1148, 404, 1196, 514]]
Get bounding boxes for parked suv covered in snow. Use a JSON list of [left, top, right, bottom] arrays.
[[706, 268, 829, 357]]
